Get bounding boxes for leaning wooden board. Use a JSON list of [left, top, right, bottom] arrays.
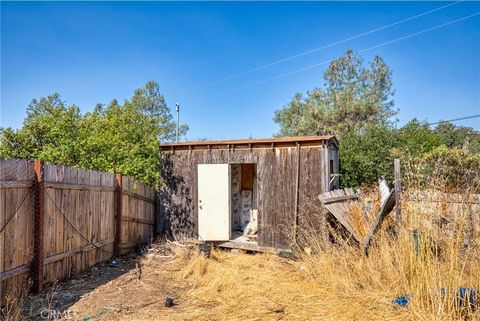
[[318, 188, 362, 243]]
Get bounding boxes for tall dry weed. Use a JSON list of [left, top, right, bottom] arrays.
[[175, 157, 479, 320], [1, 291, 26, 321]]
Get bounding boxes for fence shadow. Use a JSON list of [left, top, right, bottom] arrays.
[[24, 253, 140, 320]]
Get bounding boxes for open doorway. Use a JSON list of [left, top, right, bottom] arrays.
[[230, 164, 257, 245], [197, 163, 257, 245]]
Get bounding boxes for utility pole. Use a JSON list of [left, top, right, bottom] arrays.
[[175, 102, 180, 142]]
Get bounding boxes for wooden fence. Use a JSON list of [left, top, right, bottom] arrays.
[[405, 190, 480, 222], [119, 175, 157, 255], [0, 158, 158, 304], [0, 159, 35, 305], [405, 190, 479, 245]]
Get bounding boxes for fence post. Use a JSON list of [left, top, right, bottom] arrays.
[[32, 159, 45, 292], [394, 159, 402, 222], [114, 174, 123, 257]]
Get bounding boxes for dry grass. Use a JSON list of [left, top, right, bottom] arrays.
[[17, 188, 473, 321], [124, 193, 479, 321], [1, 293, 26, 321], [125, 224, 480, 320]]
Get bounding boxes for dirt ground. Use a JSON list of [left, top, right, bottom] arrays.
[[23, 243, 191, 321], [19, 239, 480, 321], [22, 242, 320, 321], [24, 243, 296, 321]]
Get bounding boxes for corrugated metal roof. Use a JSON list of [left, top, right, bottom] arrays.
[[160, 135, 337, 149]]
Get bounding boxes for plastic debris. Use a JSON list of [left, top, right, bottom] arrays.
[[441, 288, 478, 310], [109, 259, 119, 268], [393, 288, 478, 310], [165, 297, 174, 308], [392, 295, 410, 306]]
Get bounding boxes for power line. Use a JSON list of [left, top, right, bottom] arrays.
[[184, 0, 463, 94], [358, 12, 479, 53], [200, 12, 480, 100], [428, 114, 480, 126]]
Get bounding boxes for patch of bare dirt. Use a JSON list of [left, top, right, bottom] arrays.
[[23, 242, 191, 320]]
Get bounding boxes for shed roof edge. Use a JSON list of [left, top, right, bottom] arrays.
[[160, 135, 338, 149]]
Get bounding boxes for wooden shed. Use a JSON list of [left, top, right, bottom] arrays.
[[159, 135, 339, 251]]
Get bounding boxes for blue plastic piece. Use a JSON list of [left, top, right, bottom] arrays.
[[393, 288, 478, 310], [441, 288, 477, 310], [392, 295, 410, 306]]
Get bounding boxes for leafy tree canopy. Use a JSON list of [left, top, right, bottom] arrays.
[[273, 50, 479, 187], [434, 122, 480, 154], [0, 81, 187, 187], [274, 50, 397, 136], [394, 119, 444, 158], [341, 119, 445, 187], [340, 124, 397, 187]]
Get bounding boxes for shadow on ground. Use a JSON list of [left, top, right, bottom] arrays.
[[24, 253, 139, 321]]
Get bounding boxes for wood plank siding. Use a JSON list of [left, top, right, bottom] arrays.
[[159, 136, 338, 249]]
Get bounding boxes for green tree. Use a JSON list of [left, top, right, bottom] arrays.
[[340, 120, 445, 187], [0, 81, 187, 187], [274, 50, 399, 187], [272, 50, 457, 187], [0, 93, 84, 164], [395, 119, 443, 158], [434, 122, 480, 154], [274, 50, 396, 136], [340, 125, 397, 187]]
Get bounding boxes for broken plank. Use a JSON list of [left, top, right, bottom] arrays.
[[362, 189, 396, 254], [320, 193, 360, 204]]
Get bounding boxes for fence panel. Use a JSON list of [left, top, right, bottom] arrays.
[[0, 159, 35, 304], [42, 164, 116, 283], [405, 190, 479, 247], [0, 159, 158, 304], [120, 176, 156, 254]]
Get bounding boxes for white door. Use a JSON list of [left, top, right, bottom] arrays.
[[198, 164, 231, 241]]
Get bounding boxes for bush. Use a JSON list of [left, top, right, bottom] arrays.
[[410, 145, 480, 193], [339, 120, 444, 188]]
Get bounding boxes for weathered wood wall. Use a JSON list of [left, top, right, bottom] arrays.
[[0, 159, 157, 305], [0, 159, 35, 304], [160, 141, 335, 249]]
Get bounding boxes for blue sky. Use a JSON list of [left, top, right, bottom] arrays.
[[1, 1, 479, 140]]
